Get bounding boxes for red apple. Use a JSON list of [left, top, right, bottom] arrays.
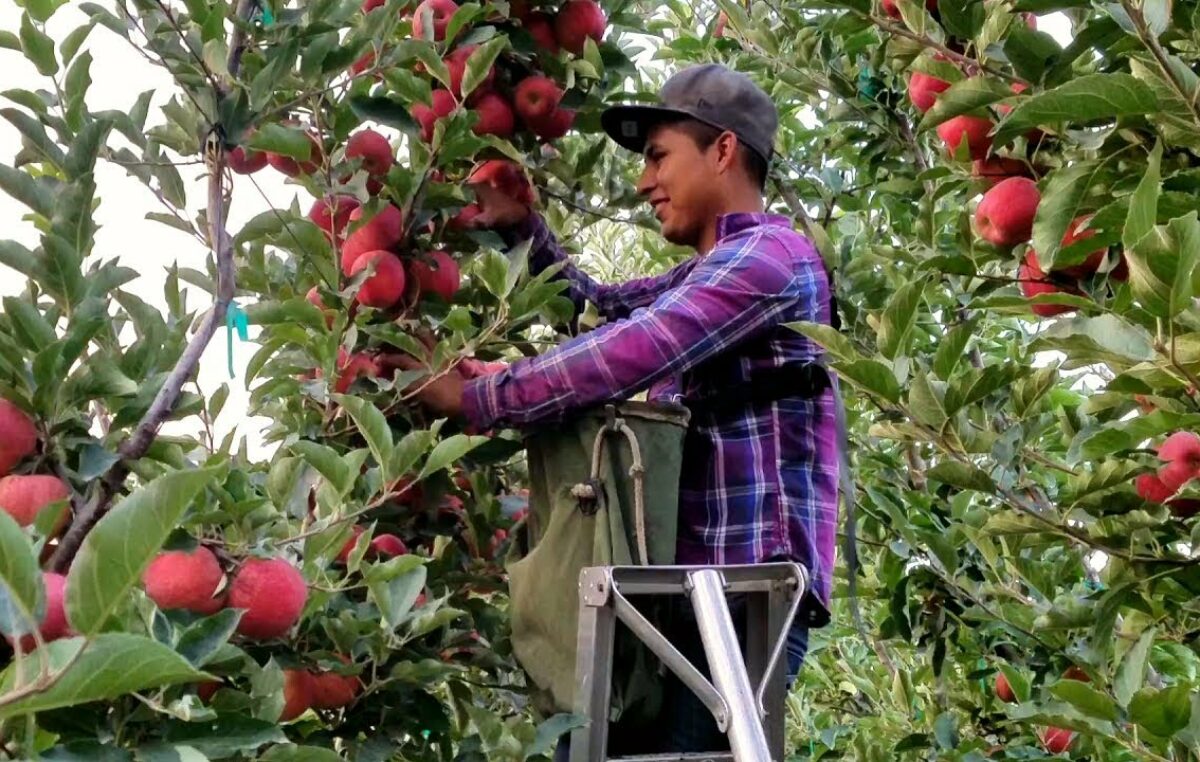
[[412, 89, 458, 143], [528, 107, 575, 140], [309, 196, 360, 241], [713, 10, 729, 37], [995, 672, 1015, 703], [362, 0, 385, 11], [975, 176, 1039, 246], [972, 157, 1034, 187], [341, 205, 405, 275], [449, 203, 483, 229], [1137, 472, 1175, 504], [346, 129, 393, 177], [1018, 250, 1079, 318], [883, 0, 938, 19], [1057, 216, 1108, 279], [471, 93, 515, 137], [369, 534, 408, 556], [1040, 727, 1075, 755], [468, 159, 535, 205], [410, 250, 461, 301], [446, 44, 496, 99], [527, 12, 560, 52], [554, 0, 606, 55], [266, 132, 323, 177], [349, 251, 407, 309], [937, 115, 993, 160], [513, 75, 563, 124], [908, 71, 950, 113], [412, 0, 458, 41], [227, 145, 268, 174], [332, 349, 382, 394]]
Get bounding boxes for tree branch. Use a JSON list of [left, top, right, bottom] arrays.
[[47, 3, 257, 572]]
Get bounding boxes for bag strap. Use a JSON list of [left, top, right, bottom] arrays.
[[831, 377, 870, 642], [685, 362, 831, 418]]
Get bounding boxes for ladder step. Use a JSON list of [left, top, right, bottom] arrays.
[[608, 754, 735, 762]]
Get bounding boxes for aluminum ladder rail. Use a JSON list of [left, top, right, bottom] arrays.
[[568, 562, 808, 762]]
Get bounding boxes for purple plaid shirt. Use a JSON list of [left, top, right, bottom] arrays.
[[463, 212, 839, 622]]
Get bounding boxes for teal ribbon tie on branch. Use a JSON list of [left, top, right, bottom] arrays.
[[226, 302, 249, 379]]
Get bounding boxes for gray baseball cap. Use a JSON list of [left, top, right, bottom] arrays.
[[600, 63, 778, 164]]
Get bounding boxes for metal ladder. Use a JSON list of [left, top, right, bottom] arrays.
[[568, 562, 808, 762]]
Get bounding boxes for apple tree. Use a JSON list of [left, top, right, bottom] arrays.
[[0, 0, 643, 757], [645, 0, 1200, 758]]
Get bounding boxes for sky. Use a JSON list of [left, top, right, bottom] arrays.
[[0, 5, 1073, 461]]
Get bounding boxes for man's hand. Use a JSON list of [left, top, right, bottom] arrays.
[[472, 181, 532, 228], [466, 159, 535, 228], [382, 352, 467, 420]]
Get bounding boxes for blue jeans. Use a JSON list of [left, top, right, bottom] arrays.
[[554, 601, 810, 760]]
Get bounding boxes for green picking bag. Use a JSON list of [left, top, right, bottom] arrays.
[[507, 401, 691, 720]]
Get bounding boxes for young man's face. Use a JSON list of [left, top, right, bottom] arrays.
[[637, 124, 724, 249]]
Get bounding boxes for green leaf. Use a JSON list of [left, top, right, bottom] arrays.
[[259, 747, 343, 762], [1033, 161, 1107, 269], [412, 43, 452, 89], [349, 95, 420, 135], [0, 511, 42, 639], [933, 322, 974, 380], [22, 0, 68, 22], [919, 76, 1013, 130], [1124, 142, 1162, 252], [418, 434, 488, 479], [833, 360, 901, 404], [462, 37, 506, 99], [908, 372, 947, 428], [0, 634, 209, 719], [19, 12, 57, 76], [247, 124, 314, 160], [927, 462, 996, 493], [1114, 626, 1156, 708], [290, 441, 352, 495], [66, 467, 221, 636], [60, 20, 96, 63], [877, 281, 923, 360], [1051, 679, 1119, 721], [163, 717, 286, 757], [527, 714, 589, 760], [0, 164, 55, 218], [786, 321, 860, 363], [1125, 212, 1199, 318], [332, 395, 394, 472], [994, 73, 1157, 145], [387, 429, 436, 483], [1130, 685, 1192, 737], [1, 107, 65, 168], [175, 609, 242, 668], [3, 296, 56, 349], [1003, 24, 1062, 83], [364, 556, 426, 630]]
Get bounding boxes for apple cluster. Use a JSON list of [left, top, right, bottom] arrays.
[[0, 398, 71, 551], [897, 4, 1128, 319], [994, 666, 1089, 754]]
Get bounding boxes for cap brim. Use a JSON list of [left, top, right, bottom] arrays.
[[600, 104, 693, 155]]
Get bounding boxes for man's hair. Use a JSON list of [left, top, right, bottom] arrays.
[[667, 117, 770, 191]]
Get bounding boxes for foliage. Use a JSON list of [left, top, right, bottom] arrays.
[[6, 0, 1200, 760]]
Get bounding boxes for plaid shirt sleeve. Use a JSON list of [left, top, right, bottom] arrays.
[[503, 214, 679, 321], [463, 227, 810, 430]]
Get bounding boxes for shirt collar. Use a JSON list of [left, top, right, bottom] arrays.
[[715, 212, 793, 242]]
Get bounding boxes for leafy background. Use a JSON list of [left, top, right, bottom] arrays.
[[3, 0, 1200, 760]]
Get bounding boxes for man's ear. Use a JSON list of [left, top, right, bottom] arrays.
[[714, 131, 740, 174]]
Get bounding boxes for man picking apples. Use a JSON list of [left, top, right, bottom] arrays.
[[401, 64, 839, 755]]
